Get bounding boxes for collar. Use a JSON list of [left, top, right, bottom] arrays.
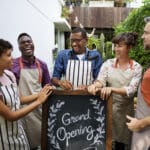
[[19, 57, 42, 83], [20, 56, 36, 66], [113, 58, 133, 70], [70, 47, 90, 60]]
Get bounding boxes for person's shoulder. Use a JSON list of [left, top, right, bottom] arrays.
[[88, 49, 99, 54], [4, 70, 14, 76], [56, 49, 71, 58], [11, 57, 20, 71], [36, 57, 48, 67], [88, 49, 101, 59], [132, 60, 141, 65], [132, 60, 142, 69], [4, 70, 16, 81]]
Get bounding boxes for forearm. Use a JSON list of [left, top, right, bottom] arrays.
[[126, 115, 150, 132], [111, 87, 127, 96], [3, 100, 41, 121], [20, 94, 38, 104], [51, 77, 72, 90], [93, 80, 103, 88], [51, 77, 61, 87], [140, 116, 150, 129], [88, 80, 103, 95], [0, 85, 52, 122]]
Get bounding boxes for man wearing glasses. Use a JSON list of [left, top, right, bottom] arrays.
[[126, 17, 150, 150], [51, 27, 102, 90]]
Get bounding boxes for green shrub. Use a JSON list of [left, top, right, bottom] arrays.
[[87, 37, 100, 50], [103, 41, 114, 61], [114, 2, 150, 69]]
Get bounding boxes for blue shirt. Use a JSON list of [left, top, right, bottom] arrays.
[[53, 48, 102, 80]]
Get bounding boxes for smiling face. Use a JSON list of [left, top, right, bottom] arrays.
[[114, 42, 130, 59], [0, 49, 13, 70], [18, 35, 34, 58], [70, 32, 87, 54]]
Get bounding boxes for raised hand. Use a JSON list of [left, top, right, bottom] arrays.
[[37, 85, 54, 104]]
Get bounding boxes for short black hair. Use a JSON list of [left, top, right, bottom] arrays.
[[71, 27, 87, 39], [112, 32, 138, 47], [17, 33, 32, 42], [0, 39, 13, 56]]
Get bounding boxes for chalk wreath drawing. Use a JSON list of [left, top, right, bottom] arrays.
[[47, 98, 105, 150], [90, 98, 105, 147], [47, 100, 65, 149]]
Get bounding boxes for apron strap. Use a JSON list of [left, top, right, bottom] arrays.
[[19, 57, 42, 83], [36, 60, 42, 83]]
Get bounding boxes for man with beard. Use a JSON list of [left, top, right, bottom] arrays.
[[11, 33, 51, 150], [51, 27, 102, 90], [126, 17, 150, 150]]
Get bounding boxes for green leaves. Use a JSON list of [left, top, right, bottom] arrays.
[[114, 3, 150, 69]]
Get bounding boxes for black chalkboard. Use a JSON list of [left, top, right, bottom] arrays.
[[42, 90, 112, 150]]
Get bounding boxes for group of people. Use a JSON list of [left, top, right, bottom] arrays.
[[0, 17, 150, 150]]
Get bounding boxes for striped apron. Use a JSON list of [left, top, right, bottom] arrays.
[[0, 72, 29, 150], [66, 59, 93, 89]]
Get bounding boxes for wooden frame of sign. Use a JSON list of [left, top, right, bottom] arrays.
[[41, 90, 112, 150]]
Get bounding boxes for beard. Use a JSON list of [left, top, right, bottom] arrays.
[[144, 44, 150, 51]]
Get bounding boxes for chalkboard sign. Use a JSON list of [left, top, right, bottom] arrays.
[[42, 90, 112, 150]]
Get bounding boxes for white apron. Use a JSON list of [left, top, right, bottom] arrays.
[[0, 72, 29, 150], [131, 85, 150, 150], [18, 58, 42, 149], [66, 59, 93, 89]]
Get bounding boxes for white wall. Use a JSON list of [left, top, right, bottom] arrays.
[[0, 0, 63, 74], [127, 0, 143, 8]]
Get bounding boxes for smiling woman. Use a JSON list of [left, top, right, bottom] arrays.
[[0, 40, 13, 74], [88, 32, 143, 150], [0, 39, 53, 150]]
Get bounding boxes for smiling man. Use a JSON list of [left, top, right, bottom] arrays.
[[51, 27, 102, 90], [126, 17, 150, 150], [11, 33, 51, 150]]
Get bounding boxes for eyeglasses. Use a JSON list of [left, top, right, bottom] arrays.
[[70, 38, 84, 43], [144, 17, 150, 23]]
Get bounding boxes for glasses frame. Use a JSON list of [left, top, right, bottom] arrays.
[[70, 38, 84, 43]]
